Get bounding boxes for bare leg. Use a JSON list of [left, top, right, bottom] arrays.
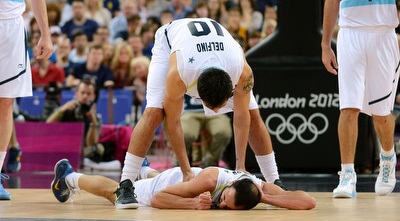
[[78, 174, 119, 204], [248, 109, 273, 155], [128, 108, 165, 156], [8, 122, 19, 148], [0, 98, 14, 154], [372, 114, 395, 151], [338, 108, 359, 163], [121, 108, 165, 182]]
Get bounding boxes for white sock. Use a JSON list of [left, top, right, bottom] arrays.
[[121, 152, 144, 184], [65, 172, 83, 190], [341, 164, 354, 172], [255, 152, 279, 183], [381, 146, 395, 157], [0, 151, 6, 170]]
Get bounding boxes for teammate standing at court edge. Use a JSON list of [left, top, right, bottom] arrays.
[[111, 18, 286, 209], [0, 0, 53, 200], [322, 0, 398, 198]]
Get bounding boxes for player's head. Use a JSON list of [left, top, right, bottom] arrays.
[[197, 67, 233, 111], [217, 178, 261, 210]]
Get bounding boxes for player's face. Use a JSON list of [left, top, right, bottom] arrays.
[[218, 187, 242, 210]]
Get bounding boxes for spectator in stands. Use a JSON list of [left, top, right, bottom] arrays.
[[145, 0, 170, 18], [207, 0, 228, 26], [160, 9, 174, 25], [61, 0, 99, 42], [140, 23, 155, 58], [47, 2, 62, 27], [66, 44, 114, 89], [103, 0, 120, 17], [53, 0, 73, 26], [238, 0, 263, 32], [49, 26, 62, 49], [168, 0, 192, 19], [226, 7, 248, 46], [246, 30, 261, 51], [55, 36, 74, 77], [194, 1, 208, 18], [181, 95, 232, 167], [130, 56, 150, 105], [102, 43, 115, 68], [91, 26, 110, 46], [263, 5, 277, 21], [260, 18, 276, 39], [114, 15, 142, 43], [31, 45, 66, 88], [69, 30, 88, 66], [127, 33, 144, 58], [84, 0, 112, 27], [46, 79, 107, 165], [110, 42, 135, 88], [109, 0, 140, 43]]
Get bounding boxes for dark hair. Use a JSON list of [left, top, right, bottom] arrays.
[[197, 68, 233, 109], [231, 179, 261, 210], [71, 29, 87, 41], [46, 2, 62, 25]]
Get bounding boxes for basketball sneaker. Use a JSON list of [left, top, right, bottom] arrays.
[[114, 179, 139, 209], [51, 159, 74, 202], [274, 179, 287, 190], [0, 174, 11, 200], [333, 169, 357, 198], [375, 153, 397, 196], [6, 147, 21, 173]]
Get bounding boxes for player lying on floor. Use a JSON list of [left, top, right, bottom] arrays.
[[51, 159, 316, 210]]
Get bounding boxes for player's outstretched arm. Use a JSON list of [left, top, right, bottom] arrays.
[[260, 182, 316, 210]]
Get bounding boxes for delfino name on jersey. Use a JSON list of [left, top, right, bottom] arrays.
[[196, 42, 224, 52]]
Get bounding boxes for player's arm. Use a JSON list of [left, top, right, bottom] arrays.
[[151, 169, 218, 209], [259, 182, 316, 210], [233, 58, 253, 172], [321, 0, 340, 75], [163, 52, 194, 182], [30, 0, 53, 59]]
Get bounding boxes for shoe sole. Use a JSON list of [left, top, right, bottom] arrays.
[[375, 183, 396, 196], [51, 159, 70, 202], [333, 191, 356, 198], [115, 202, 139, 209]]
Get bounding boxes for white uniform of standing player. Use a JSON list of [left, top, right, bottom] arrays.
[[322, 0, 399, 198], [146, 18, 259, 116], [0, 0, 32, 97], [135, 167, 262, 207], [337, 0, 399, 115]]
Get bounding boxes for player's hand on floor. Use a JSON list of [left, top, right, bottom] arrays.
[[196, 191, 212, 210]]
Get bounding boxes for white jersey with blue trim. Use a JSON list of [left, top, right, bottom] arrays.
[[0, 0, 25, 20], [338, 0, 398, 28], [164, 18, 244, 99]]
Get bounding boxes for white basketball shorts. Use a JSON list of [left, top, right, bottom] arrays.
[[337, 27, 399, 116], [0, 16, 32, 98]]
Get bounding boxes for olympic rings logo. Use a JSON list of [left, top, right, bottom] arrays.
[[266, 113, 329, 144]]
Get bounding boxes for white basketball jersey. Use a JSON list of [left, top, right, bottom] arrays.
[[338, 0, 398, 28], [0, 0, 25, 20], [164, 18, 244, 99], [135, 167, 262, 207]]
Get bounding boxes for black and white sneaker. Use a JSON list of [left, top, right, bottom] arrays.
[[114, 179, 139, 209]]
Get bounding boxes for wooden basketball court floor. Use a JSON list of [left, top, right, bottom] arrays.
[[1, 170, 399, 221]]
